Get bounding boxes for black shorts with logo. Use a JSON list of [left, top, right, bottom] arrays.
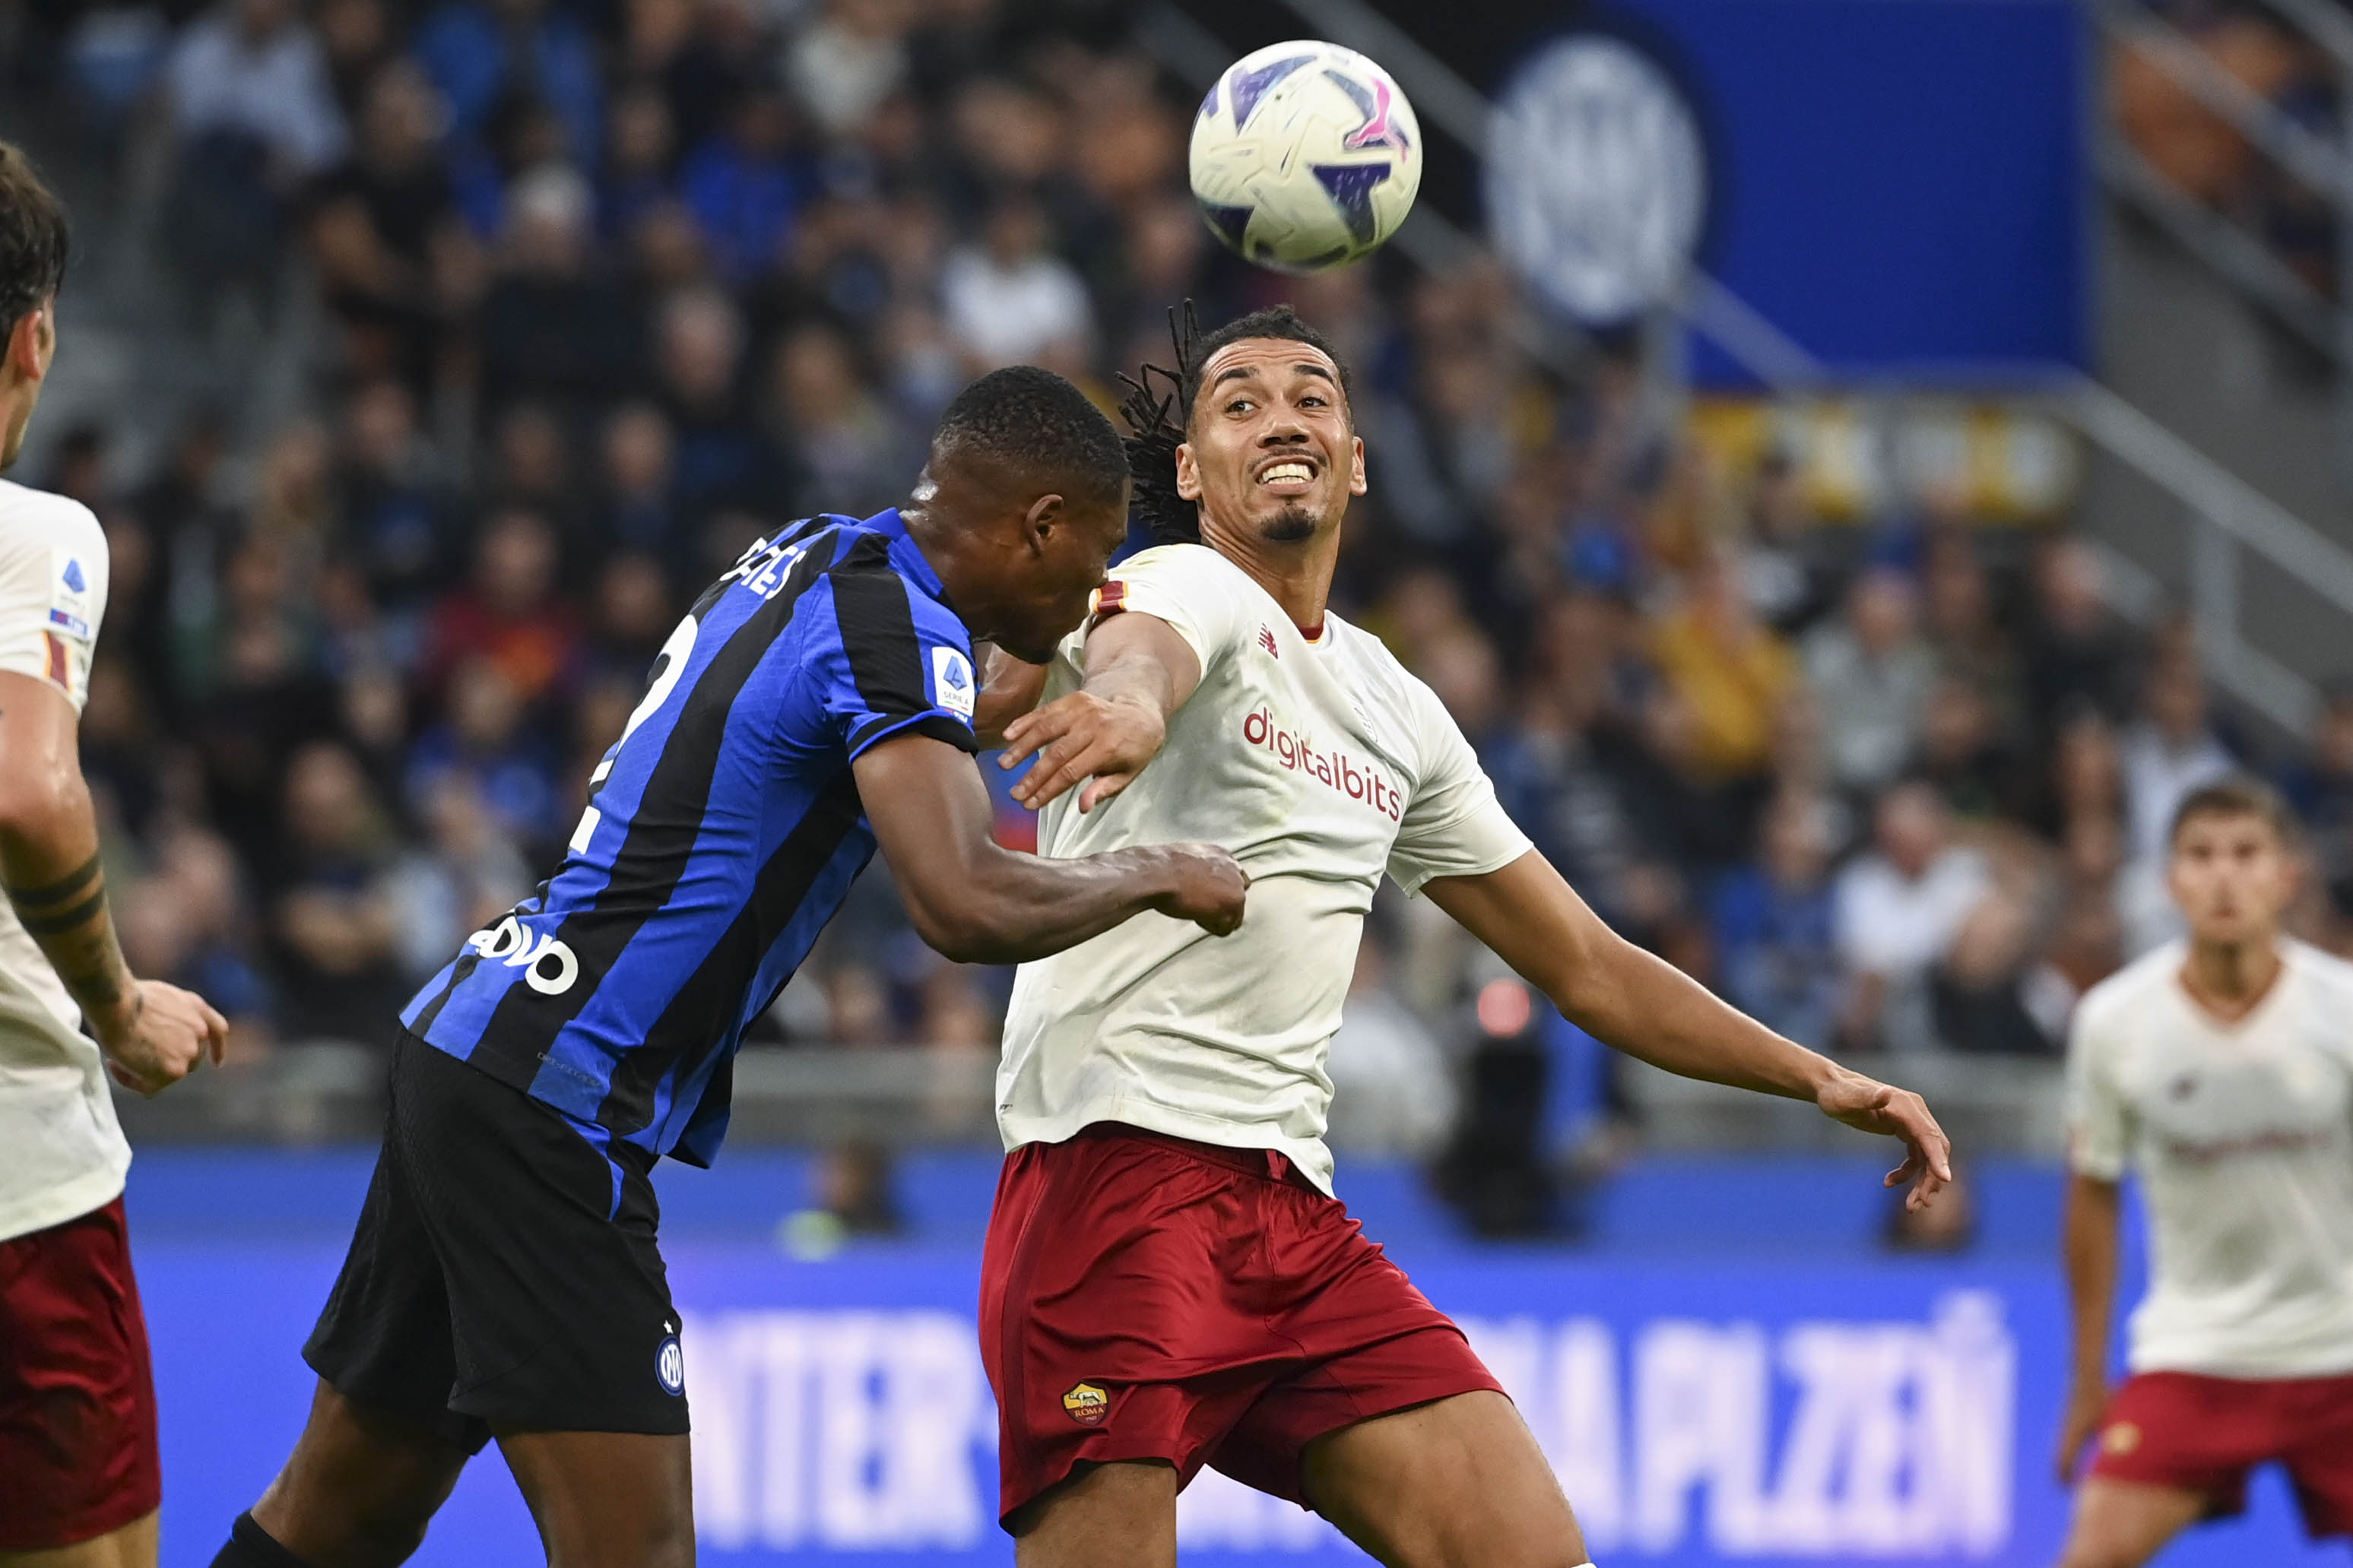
[[304, 1032, 688, 1451]]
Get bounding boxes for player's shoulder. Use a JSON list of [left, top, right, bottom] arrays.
[[0, 479, 105, 556], [2285, 937, 2353, 996], [1108, 541, 1252, 592], [1323, 613, 1441, 712], [2073, 942, 2183, 1039]]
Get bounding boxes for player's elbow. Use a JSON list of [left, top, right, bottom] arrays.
[[902, 891, 1005, 966], [0, 755, 76, 841]]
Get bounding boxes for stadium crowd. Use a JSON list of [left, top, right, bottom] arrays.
[[2, 0, 2340, 1162]]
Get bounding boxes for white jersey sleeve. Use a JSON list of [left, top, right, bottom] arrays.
[[1386, 679, 1532, 895], [1092, 543, 1254, 676], [0, 493, 107, 711], [2065, 981, 2132, 1182]]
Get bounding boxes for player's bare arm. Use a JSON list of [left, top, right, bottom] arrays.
[[2057, 1170, 2123, 1482], [997, 612, 1201, 813], [855, 727, 1245, 961], [1424, 850, 1954, 1209], [0, 669, 227, 1091]]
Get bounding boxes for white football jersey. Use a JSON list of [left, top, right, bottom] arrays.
[[0, 479, 125, 1244], [2067, 939, 2353, 1378], [997, 544, 1531, 1192]]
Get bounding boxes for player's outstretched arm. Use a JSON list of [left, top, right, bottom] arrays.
[[997, 611, 1203, 813], [2056, 1172, 2123, 1484], [1424, 850, 1953, 1210], [0, 670, 227, 1091], [856, 728, 1246, 963]]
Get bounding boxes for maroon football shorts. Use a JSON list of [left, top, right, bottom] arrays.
[[979, 1122, 1502, 1528], [2091, 1367, 2353, 1536], [0, 1196, 162, 1551]]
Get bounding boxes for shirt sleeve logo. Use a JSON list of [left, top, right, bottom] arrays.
[[932, 645, 975, 720], [47, 547, 92, 643], [61, 557, 85, 593]]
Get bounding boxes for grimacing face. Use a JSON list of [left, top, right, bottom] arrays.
[[1175, 337, 1366, 545], [997, 485, 1130, 664], [2167, 809, 2296, 946]]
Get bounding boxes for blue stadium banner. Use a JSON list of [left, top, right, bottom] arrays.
[[1485, 0, 2087, 383], [149, 1242, 2329, 1566]]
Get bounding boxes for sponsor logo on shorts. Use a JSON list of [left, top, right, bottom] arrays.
[[657, 1330, 686, 1396], [2101, 1421, 2140, 1455], [1061, 1381, 1109, 1426]]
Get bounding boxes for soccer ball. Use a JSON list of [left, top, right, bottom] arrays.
[[1189, 40, 1422, 274]]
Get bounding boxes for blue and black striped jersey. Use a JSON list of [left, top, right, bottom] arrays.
[[398, 509, 980, 1167]]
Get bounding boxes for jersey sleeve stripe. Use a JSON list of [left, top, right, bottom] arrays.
[[461, 532, 841, 1090], [829, 536, 934, 723], [847, 712, 981, 755]]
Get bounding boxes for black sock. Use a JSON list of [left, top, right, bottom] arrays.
[[209, 1512, 315, 1568]]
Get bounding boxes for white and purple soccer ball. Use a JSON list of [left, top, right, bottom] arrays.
[[1188, 40, 1423, 274]]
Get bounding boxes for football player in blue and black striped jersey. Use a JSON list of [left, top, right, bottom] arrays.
[[208, 368, 1248, 1568]]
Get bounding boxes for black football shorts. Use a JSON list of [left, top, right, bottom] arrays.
[[303, 1032, 688, 1450]]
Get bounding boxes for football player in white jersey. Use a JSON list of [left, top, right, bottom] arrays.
[[976, 304, 1952, 1568], [2055, 777, 2353, 1567], [0, 141, 227, 1568]]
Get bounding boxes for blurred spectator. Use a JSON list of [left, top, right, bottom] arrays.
[[1710, 792, 1842, 1050], [264, 741, 406, 1046], [1803, 565, 1937, 797], [678, 89, 807, 284], [2023, 538, 2138, 738], [421, 508, 581, 705], [2280, 681, 2353, 922], [404, 655, 566, 856], [389, 771, 534, 979], [1834, 781, 1994, 1053], [305, 61, 472, 394], [2120, 656, 2236, 868], [118, 828, 276, 1063], [330, 376, 458, 611], [653, 285, 782, 524], [1324, 942, 1456, 1155], [1922, 531, 2025, 740], [412, 0, 601, 167], [1738, 450, 1841, 634], [601, 85, 677, 243], [1649, 551, 1798, 782], [766, 321, 912, 518], [164, 0, 348, 306], [788, 0, 913, 141], [478, 163, 639, 414], [596, 401, 683, 564], [941, 196, 1092, 375], [1917, 677, 2027, 824]]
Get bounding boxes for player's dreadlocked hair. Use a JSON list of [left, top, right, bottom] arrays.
[[1115, 301, 1353, 546]]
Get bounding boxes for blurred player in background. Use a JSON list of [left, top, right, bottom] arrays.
[[0, 142, 230, 1568], [208, 368, 1247, 1568], [981, 305, 1953, 1568], [2055, 778, 2353, 1568]]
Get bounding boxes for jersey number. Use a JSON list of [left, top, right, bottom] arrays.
[[568, 613, 701, 856]]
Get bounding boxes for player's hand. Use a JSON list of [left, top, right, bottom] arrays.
[[1000, 689, 1167, 814], [1145, 843, 1249, 936], [2054, 1380, 2110, 1485], [1817, 1071, 1953, 1212], [99, 980, 230, 1095]]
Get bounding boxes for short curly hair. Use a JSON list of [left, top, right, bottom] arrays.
[[1116, 303, 1354, 546], [0, 143, 68, 334], [934, 365, 1127, 509]]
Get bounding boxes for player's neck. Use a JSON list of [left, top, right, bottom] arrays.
[[2178, 932, 2285, 1022], [1198, 518, 1337, 635]]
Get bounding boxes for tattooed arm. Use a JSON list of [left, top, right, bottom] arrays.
[[0, 670, 225, 1091]]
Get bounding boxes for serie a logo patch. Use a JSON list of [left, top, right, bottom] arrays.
[[1061, 1381, 1109, 1426]]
